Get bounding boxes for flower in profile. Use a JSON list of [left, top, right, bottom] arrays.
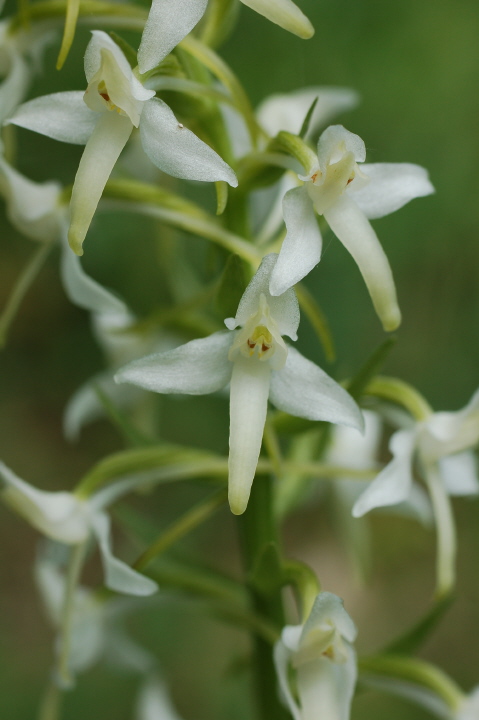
[[274, 592, 357, 720], [115, 254, 363, 515], [0, 460, 158, 596], [7, 30, 237, 255], [269, 125, 435, 332]]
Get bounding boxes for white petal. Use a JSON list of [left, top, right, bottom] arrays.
[[227, 253, 300, 339], [115, 331, 233, 395], [317, 125, 366, 171], [0, 461, 90, 543], [458, 688, 479, 720], [0, 49, 30, 124], [136, 676, 183, 720], [269, 346, 364, 431], [302, 592, 357, 645], [138, 0, 208, 74], [269, 186, 322, 296], [0, 157, 63, 241], [91, 512, 158, 596], [421, 389, 479, 460], [352, 163, 435, 219], [60, 236, 127, 314], [297, 649, 357, 720], [324, 194, 401, 331], [6, 92, 98, 144], [327, 410, 382, 473], [140, 98, 237, 186], [439, 452, 479, 497], [68, 112, 133, 254], [228, 358, 271, 515], [352, 430, 416, 517], [274, 640, 302, 720], [257, 87, 359, 140], [239, 0, 314, 39]]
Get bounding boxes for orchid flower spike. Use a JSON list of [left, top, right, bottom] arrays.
[[274, 592, 357, 720], [7, 30, 237, 255], [269, 125, 435, 332], [115, 254, 363, 515], [238, 0, 314, 40], [0, 460, 158, 597], [352, 388, 479, 595]]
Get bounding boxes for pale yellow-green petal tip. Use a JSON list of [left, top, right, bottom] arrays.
[[382, 307, 402, 333], [228, 489, 249, 516], [68, 229, 84, 257], [294, 18, 315, 39]]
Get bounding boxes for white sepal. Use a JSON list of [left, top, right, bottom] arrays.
[[352, 162, 435, 219], [439, 452, 479, 497], [352, 430, 417, 517], [140, 98, 237, 186], [324, 193, 401, 331], [0, 461, 89, 543], [228, 357, 271, 515], [115, 331, 234, 395], [317, 125, 366, 171], [136, 675, 184, 720], [269, 346, 364, 431], [138, 0, 208, 74], [7, 91, 99, 144], [420, 388, 479, 460], [91, 512, 158, 596], [269, 185, 322, 296], [239, 0, 314, 39]]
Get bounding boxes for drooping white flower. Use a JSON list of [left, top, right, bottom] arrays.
[[352, 389, 479, 595], [0, 460, 158, 596], [238, 0, 314, 40], [7, 30, 237, 255], [115, 254, 363, 515], [274, 592, 357, 720], [269, 125, 435, 332]]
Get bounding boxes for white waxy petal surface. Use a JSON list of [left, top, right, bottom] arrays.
[[420, 388, 479, 460], [115, 331, 233, 395], [0, 158, 63, 242], [302, 592, 357, 646], [227, 253, 300, 339], [239, 0, 314, 39], [0, 461, 90, 543], [138, 0, 208, 74], [68, 112, 133, 255], [256, 87, 359, 140], [136, 676, 184, 720], [352, 430, 417, 517], [140, 98, 237, 186], [297, 651, 357, 720], [269, 346, 364, 430], [439, 451, 479, 497], [352, 163, 435, 219], [91, 512, 158, 596], [7, 91, 99, 144], [228, 357, 271, 515], [269, 186, 322, 296], [274, 640, 302, 720], [324, 194, 401, 331], [60, 237, 127, 315], [317, 125, 366, 171]]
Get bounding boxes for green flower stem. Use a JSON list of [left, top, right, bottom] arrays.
[[179, 35, 263, 146], [56, 541, 88, 689], [133, 489, 227, 571], [359, 655, 464, 712], [0, 240, 54, 349], [422, 459, 457, 599], [282, 559, 320, 620], [38, 681, 62, 720], [273, 131, 317, 174], [12, 0, 147, 30], [237, 474, 289, 720], [365, 376, 433, 421]]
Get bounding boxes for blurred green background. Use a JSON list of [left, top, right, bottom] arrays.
[[1, 0, 479, 717]]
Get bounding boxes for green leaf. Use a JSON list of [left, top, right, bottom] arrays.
[[216, 254, 247, 318], [250, 542, 284, 598], [346, 336, 397, 400], [299, 96, 319, 139], [384, 593, 454, 655], [109, 32, 138, 69]]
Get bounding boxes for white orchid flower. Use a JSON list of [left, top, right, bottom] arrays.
[[274, 592, 357, 720], [238, 0, 314, 40], [269, 125, 435, 332], [7, 30, 237, 255], [115, 254, 363, 515], [135, 674, 185, 720], [352, 389, 479, 594], [0, 460, 158, 596], [36, 542, 156, 681]]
